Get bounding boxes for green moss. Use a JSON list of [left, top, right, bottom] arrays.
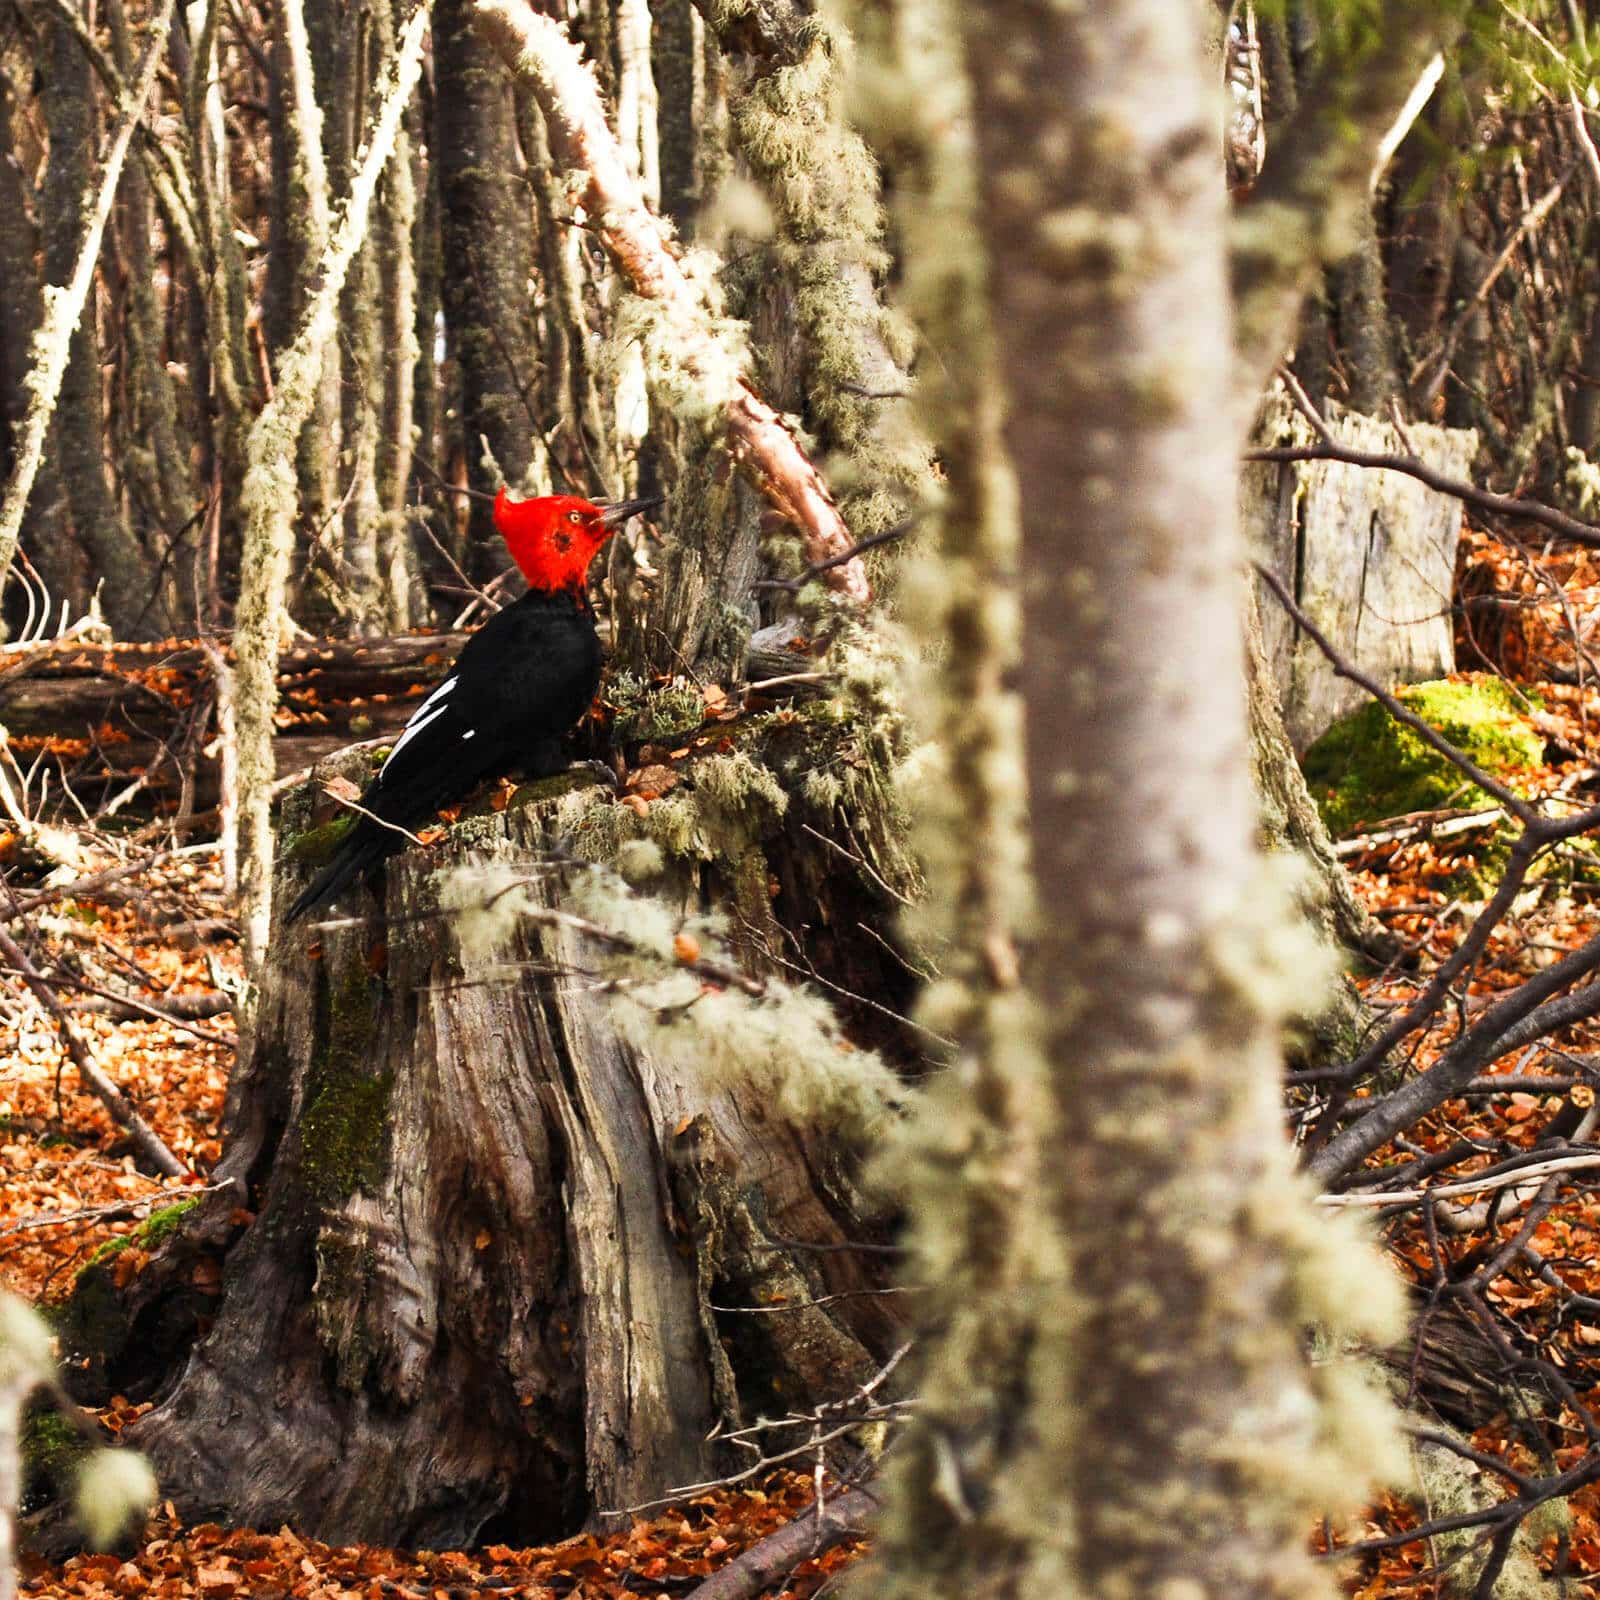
[[282, 812, 358, 866], [508, 767, 610, 808], [22, 1406, 87, 1507], [83, 1234, 135, 1272], [608, 671, 708, 745], [1301, 677, 1544, 836], [77, 1199, 201, 1281], [301, 1074, 392, 1200], [300, 958, 391, 1202], [135, 1198, 199, 1247]]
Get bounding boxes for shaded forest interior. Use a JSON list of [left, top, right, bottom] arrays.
[[0, 0, 904, 655]]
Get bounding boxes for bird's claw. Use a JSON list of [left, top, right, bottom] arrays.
[[567, 758, 621, 791]]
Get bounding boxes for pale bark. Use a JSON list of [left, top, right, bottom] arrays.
[[1244, 391, 1477, 750], [862, 0, 1407, 1593], [269, 0, 340, 545], [376, 77, 421, 627], [980, 0, 1395, 1580], [232, 3, 430, 966]]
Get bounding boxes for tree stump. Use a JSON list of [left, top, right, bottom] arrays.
[[1245, 390, 1478, 752], [83, 713, 916, 1547]]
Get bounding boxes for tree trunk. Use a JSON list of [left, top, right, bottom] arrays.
[[0, 71, 86, 629], [95, 728, 914, 1544], [1328, 208, 1400, 415], [434, 0, 539, 577], [40, 1, 167, 640], [1244, 389, 1477, 751], [864, 0, 1408, 1594]]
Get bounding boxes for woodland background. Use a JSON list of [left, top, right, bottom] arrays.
[[14, 1, 1600, 1599]]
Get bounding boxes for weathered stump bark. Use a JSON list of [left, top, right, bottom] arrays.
[[1245, 390, 1478, 751], [98, 719, 913, 1547]]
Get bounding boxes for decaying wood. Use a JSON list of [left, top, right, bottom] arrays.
[[1243, 388, 1478, 750], [684, 1485, 876, 1600], [94, 733, 914, 1544]]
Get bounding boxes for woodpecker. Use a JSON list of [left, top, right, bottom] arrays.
[[283, 490, 658, 925]]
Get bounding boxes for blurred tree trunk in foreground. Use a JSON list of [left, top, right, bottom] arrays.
[[860, 0, 1408, 1594]]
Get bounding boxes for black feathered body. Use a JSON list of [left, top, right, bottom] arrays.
[[285, 587, 602, 924]]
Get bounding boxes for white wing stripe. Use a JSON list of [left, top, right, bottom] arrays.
[[382, 689, 457, 773], [413, 675, 457, 715]]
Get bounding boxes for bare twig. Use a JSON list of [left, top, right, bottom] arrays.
[[1317, 1151, 1600, 1208], [0, 923, 187, 1178]]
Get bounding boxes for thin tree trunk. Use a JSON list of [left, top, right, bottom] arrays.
[[376, 12, 421, 628], [270, 0, 340, 580], [0, 72, 86, 626], [232, 3, 430, 965], [39, 0, 167, 638], [109, 0, 196, 610], [653, 0, 703, 234], [1329, 209, 1400, 414], [435, 0, 539, 575]]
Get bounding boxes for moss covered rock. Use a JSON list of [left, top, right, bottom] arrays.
[[1301, 676, 1544, 836]]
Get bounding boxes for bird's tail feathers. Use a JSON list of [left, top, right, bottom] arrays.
[[283, 825, 392, 927]]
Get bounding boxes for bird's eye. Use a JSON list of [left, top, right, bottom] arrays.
[[568, 511, 583, 524]]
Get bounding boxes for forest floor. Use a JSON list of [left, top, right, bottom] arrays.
[[0, 849, 865, 1598], [11, 526, 1600, 1596]]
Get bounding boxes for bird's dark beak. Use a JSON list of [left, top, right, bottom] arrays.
[[598, 496, 664, 530]]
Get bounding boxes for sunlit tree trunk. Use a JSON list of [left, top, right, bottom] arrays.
[[863, 0, 1408, 1593]]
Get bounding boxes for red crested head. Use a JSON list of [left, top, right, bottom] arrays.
[[493, 490, 662, 593]]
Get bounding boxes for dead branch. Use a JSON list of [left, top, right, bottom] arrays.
[[681, 1486, 878, 1600], [1244, 438, 1600, 550], [470, 0, 871, 605], [0, 922, 187, 1178]]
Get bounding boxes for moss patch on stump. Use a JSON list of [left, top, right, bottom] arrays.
[[1302, 676, 1543, 837]]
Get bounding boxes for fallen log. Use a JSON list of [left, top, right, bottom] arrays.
[[0, 631, 820, 808]]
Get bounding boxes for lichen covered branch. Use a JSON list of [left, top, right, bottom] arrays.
[[231, 2, 431, 963], [471, 0, 871, 604]]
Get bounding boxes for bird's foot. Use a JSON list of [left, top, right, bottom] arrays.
[[566, 758, 621, 791]]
